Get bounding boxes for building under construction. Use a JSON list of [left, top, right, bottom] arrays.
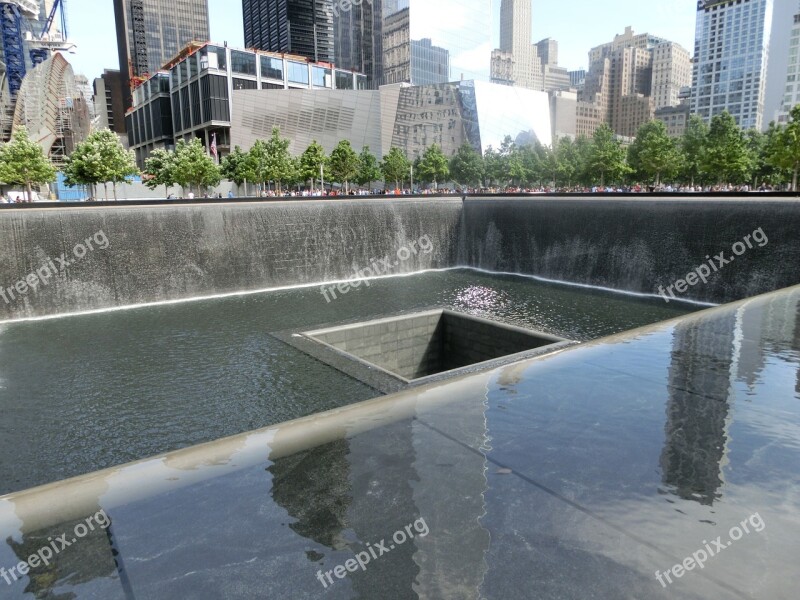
[[113, 0, 210, 117], [0, 0, 89, 173]]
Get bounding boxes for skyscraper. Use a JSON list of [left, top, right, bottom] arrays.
[[764, 0, 799, 125], [113, 0, 210, 109], [333, 0, 383, 85], [691, 0, 774, 131], [242, 0, 334, 63], [500, 0, 531, 59], [491, 1, 568, 93], [775, 7, 800, 124], [581, 27, 691, 138], [381, 0, 491, 85], [493, 0, 539, 89]]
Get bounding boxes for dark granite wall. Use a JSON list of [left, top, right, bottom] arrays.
[[1, 195, 799, 319], [0, 199, 463, 320], [459, 196, 800, 305]]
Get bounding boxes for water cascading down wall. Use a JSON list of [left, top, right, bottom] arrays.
[[0, 196, 798, 320]]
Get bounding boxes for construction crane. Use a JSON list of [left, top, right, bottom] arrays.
[[0, 0, 37, 96], [0, 0, 73, 97], [29, 0, 74, 66]]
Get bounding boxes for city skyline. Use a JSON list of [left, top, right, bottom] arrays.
[[67, 0, 695, 82]]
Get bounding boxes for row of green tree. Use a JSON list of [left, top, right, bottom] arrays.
[[1, 106, 799, 200], [142, 126, 455, 196], [463, 106, 800, 190], [144, 128, 449, 193], [207, 108, 800, 193], [0, 128, 139, 201]]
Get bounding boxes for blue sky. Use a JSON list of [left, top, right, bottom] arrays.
[[67, 0, 696, 81]]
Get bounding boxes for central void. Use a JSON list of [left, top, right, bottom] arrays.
[[307, 310, 568, 381], [0, 269, 697, 495]]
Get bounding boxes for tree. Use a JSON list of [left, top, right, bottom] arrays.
[[381, 147, 410, 190], [555, 137, 579, 188], [328, 140, 360, 193], [221, 145, 254, 196], [587, 124, 629, 186], [416, 144, 450, 189], [63, 129, 138, 200], [143, 148, 177, 198], [628, 120, 683, 186], [572, 135, 593, 186], [767, 105, 800, 191], [299, 140, 327, 192], [745, 128, 777, 189], [702, 111, 752, 185], [449, 142, 484, 188], [263, 127, 295, 193], [248, 139, 270, 192], [680, 115, 709, 187], [172, 138, 220, 194], [522, 144, 546, 187], [356, 146, 381, 189], [0, 128, 56, 202], [541, 143, 560, 187], [482, 146, 506, 187]]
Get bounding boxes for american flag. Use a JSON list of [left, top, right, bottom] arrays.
[[210, 133, 218, 159]]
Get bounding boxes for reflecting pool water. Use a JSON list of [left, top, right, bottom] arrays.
[[0, 269, 695, 494]]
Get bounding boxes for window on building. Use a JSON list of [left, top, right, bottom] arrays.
[[312, 66, 332, 87], [231, 51, 257, 76], [261, 56, 283, 81], [233, 78, 258, 90], [200, 74, 230, 122], [335, 71, 353, 90], [287, 61, 309, 85]]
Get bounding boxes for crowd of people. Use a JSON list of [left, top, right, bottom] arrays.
[[1, 183, 791, 204]]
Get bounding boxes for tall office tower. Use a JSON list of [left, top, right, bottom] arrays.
[[500, 0, 531, 58], [333, 0, 383, 85], [691, 0, 774, 131], [93, 70, 127, 135], [651, 42, 692, 110], [537, 38, 570, 92], [581, 27, 690, 137], [381, 0, 490, 85], [492, 0, 540, 89], [114, 0, 210, 110], [765, 0, 799, 126], [775, 5, 800, 124], [242, 0, 334, 63]]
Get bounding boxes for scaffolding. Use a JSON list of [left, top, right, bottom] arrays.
[[130, 0, 148, 77], [12, 52, 90, 168], [0, 0, 74, 141]]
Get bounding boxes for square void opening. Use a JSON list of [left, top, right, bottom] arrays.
[[305, 310, 566, 382]]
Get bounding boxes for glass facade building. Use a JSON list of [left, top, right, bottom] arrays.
[[113, 0, 210, 111], [777, 10, 800, 124], [243, 0, 335, 63], [691, 0, 774, 131], [332, 0, 384, 85], [126, 44, 367, 166]]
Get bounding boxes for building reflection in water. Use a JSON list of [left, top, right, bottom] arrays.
[[661, 290, 800, 505], [267, 380, 490, 598]]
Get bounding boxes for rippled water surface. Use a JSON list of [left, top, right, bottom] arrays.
[[0, 269, 696, 494]]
